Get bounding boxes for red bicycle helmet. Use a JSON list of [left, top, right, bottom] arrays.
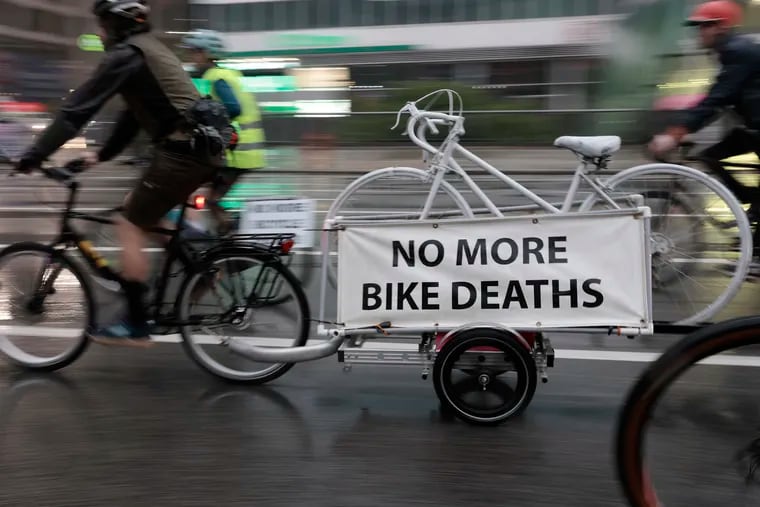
[[684, 0, 743, 27]]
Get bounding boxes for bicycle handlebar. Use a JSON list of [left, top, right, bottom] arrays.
[[407, 112, 458, 155], [390, 89, 465, 155], [1, 153, 89, 185], [39, 166, 76, 183]]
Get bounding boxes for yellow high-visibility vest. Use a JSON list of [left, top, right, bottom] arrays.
[[202, 67, 266, 169]]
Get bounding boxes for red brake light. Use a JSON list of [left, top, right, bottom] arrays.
[[280, 238, 295, 254], [193, 195, 206, 210]]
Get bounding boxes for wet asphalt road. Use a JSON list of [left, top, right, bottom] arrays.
[[1, 156, 760, 506], [0, 347, 651, 507]]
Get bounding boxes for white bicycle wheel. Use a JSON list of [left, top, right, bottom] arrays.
[[580, 163, 752, 326], [322, 167, 473, 288]]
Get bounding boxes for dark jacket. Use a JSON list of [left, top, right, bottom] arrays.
[[681, 32, 760, 133], [22, 30, 200, 165]]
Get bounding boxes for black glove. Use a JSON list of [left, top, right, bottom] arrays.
[[65, 158, 89, 173], [14, 156, 40, 175]]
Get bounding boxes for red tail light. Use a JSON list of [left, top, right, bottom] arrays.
[[193, 195, 206, 210], [280, 238, 295, 254]]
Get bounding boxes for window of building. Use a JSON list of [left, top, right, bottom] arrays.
[[189, 4, 210, 30], [507, 0, 527, 20], [292, 1, 310, 29], [191, 0, 622, 32], [207, 4, 226, 31], [271, 0, 289, 30], [342, 0, 364, 27], [227, 3, 250, 32], [383, 1, 402, 25], [575, 0, 599, 17], [400, 0, 421, 25], [441, 0, 458, 23]]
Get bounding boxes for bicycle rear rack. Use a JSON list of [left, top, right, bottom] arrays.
[[185, 232, 297, 256]]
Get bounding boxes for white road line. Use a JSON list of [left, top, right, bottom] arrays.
[[0, 244, 718, 263], [0, 200, 336, 213], [2, 326, 760, 366], [0, 186, 133, 192], [0, 206, 111, 213], [0, 244, 335, 255]]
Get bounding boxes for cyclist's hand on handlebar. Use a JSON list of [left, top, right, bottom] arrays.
[[647, 134, 679, 160], [13, 156, 39, 175], [647, 134, 678, 162], [65, 152, 98, 173]]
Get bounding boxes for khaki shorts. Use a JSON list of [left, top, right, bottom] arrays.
[[123, 147, 216, 229]]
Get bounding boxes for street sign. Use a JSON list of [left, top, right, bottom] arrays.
[[239, 197, 317, 249]]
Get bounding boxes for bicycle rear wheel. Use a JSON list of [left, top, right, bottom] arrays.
[[177, 249, 309, 384], [0, 243, 93, 370], [616, 316, 760, 506], [581, 163, 752, 325]]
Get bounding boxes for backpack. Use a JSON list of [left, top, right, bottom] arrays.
[[183, 96, 235, 161]]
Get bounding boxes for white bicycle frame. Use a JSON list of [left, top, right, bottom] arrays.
[[311, 90, 656, 339], [307, 87, 752, 338], [392, 90, 630, 222], [223, 90, 751, 367]]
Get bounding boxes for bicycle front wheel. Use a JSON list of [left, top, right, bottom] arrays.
[[616, 316, 760, 506], [580, 163, 752, 325], [177, 250, 309, 384], [0, 243, 94, 370]]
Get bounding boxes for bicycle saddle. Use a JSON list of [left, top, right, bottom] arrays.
[[554, 136, 622, 158]]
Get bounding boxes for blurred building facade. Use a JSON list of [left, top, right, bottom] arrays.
[[0, 0, 191, 107], [186, 0, 760, 109], [3, 0, 749, 145], [188, 0, 629, 112], [184, 0, 706, 144]]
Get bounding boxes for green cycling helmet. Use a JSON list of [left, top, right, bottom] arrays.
[[181, 29, 227, 59]]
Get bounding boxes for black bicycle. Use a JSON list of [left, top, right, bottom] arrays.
[[616, 316, 760, 506], [0, 161, 310, 384], [655, 141, 760, 261]]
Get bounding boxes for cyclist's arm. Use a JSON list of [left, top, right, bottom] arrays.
[[20, 45, 142, 165], [98, 110, 140, 162], [669, 45, 755, 140], [213, 79, 241, 120]]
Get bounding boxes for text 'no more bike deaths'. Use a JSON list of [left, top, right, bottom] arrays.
[[336, 209, 653, 332]]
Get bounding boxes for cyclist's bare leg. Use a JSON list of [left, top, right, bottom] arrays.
[[89, 190, 155, 347], [117, 216, 151, 282], [208, 168, 245, 235], [90, 148, 215, 347], [124, 189, 176, 247], [89, 214, 156, 348], [208, 193, 232, 235]]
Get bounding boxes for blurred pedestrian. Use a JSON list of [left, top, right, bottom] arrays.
[[180, 29, 266, 235]]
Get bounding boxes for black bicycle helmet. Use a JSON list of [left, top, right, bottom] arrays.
[[92, 0, 150, 20]]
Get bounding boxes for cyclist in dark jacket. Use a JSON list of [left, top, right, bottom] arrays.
[[650, 1, 760, 212], [14, 0, 216, 347]]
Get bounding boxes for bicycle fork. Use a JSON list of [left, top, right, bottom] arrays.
[[27, 257, 64, 314]]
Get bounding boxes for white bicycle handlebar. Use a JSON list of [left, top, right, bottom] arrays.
[[408, 113, 455, 154], [390, 88, 465, 155]]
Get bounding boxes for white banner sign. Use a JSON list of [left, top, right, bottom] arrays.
[[337, 210, 651, 330], [239, 198, 317, 248]]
